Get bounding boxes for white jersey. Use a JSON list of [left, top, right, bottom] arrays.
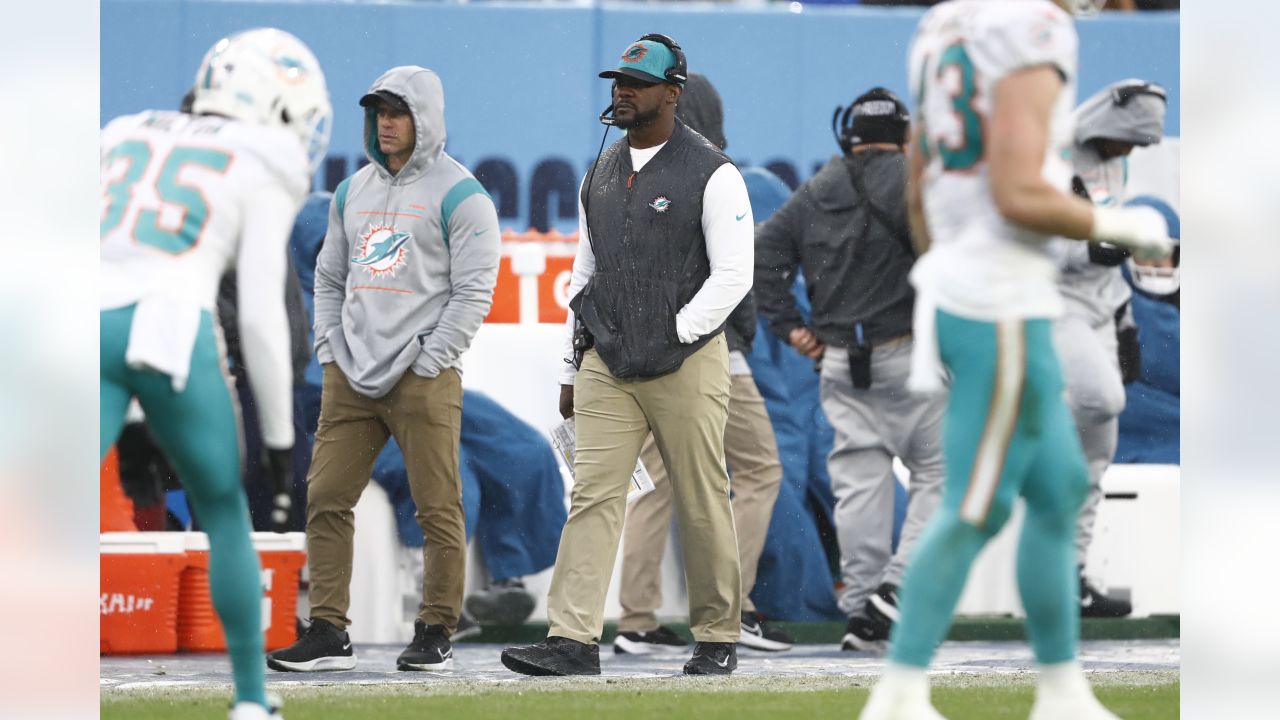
[[100, 110, 308, 448], [908, 0, 1079, 320]]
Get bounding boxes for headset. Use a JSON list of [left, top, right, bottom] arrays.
[[830, 88, 910, 154], [1111, 81, 1167, 108], [636, 33, 688, 86]]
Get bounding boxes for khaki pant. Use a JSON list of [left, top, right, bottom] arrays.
[[618, 374, 783, 632], [546, 334, 741, 644], [306, 363, 465, 633]]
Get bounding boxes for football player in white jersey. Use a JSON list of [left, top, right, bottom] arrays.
[[860, 2, 1172, 720], [100, 28, 330, 720]]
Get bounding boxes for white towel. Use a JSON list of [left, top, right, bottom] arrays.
[[906, 259, 947, 396], [124, 296, 202, 393]]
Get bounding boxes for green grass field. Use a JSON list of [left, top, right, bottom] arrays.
[[102, 675, 1179, 719]]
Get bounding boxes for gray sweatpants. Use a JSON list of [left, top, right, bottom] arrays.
[[1053, 313, 1126, 568], [819, 339, 946, 617]]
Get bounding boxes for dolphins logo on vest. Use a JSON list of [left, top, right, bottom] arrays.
[[352, 225, 411, 278], [649, 196, 671, 214]]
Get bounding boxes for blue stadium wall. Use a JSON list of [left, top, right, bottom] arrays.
[[102, 0, 1179, 234]]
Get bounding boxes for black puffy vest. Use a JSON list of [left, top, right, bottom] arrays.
[[572, 120, 730, 378]]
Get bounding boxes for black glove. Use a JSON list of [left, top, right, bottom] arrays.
[[1088, 241, 1130, 267], [1117, 325, 1142, 384], [263, 447, 294, 533]]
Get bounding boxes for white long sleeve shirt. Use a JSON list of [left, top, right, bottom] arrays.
[[558, 142, 754, 385]]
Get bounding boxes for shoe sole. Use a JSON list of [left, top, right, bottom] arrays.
[[398, 657, 455, 671], [737, 631, 793, 652], [840, 633, 885, 653], [613, 635, 684, 655], [683, 662, 736, 676], [266, 654, 357, 672], [500, 652, 600, 677], [465, 591, 537, 625], [867, 594, 900, 625]]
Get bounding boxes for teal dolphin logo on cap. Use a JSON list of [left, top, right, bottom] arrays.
[[622, 44, 648, 63], [600, 39, 678, 86]]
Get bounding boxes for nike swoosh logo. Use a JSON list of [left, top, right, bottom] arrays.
[[735, 212, 747, 221], [713, 656, 730, 668], [440, 648, 453, 660], [742, 622, 760, 634], [342, 642, 352, 651], [473, 229, 487, 236]]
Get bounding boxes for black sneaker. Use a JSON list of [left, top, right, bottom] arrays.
[[683, 641, 737, 675], [613, 625, 689, 655], [841, 614, 889, 652], [266, 617, 356, 672], [464, 577, 537, 625], [738, 611, 794, 652], [1081, 575, 1133, 618], [865, 583, 901, 626], [451, 612, 482, 642], [397, 619, 454, 671], [501, 636, 601, 676]]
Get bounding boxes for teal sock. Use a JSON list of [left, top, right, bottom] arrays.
[[887, 511, 991, 667], [199, 491, 268, 706], [1016, 505, 1079, 665]]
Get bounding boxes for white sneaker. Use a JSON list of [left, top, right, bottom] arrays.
[[859, 665, 946, 720], [229, 701, 281, 719], [1029, 662, 1121, 720]]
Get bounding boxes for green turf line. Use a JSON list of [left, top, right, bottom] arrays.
[[102, 682, 1180, 720]]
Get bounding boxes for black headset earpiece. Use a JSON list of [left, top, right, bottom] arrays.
[[637, 32, 687, 85]]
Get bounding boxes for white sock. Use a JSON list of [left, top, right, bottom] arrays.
[[1037, 660, 1090, 697], [879, 662, 931, 696]]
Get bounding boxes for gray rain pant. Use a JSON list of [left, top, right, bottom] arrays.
[[1053, 313, 1126, 568], [819, 339, 946, 617]]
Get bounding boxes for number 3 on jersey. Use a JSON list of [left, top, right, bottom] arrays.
[[101, 143, 232, 253], [919, 43, 984, 172]]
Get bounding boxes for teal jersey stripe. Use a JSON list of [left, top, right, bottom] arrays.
[[439, 178, 491, 249]]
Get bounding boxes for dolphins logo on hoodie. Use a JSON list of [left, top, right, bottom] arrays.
[[352, 224, 412, 278]]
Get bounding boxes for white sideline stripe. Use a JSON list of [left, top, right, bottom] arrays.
[[960, 320, 1025, 526]]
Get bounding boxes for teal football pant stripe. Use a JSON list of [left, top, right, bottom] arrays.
[[100, 305, 266, 707], [888, 310, 1088, 668]]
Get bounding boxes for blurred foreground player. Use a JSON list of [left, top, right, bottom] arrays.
[[100, 28, 331, 720], [859, 2, 1173, 719]]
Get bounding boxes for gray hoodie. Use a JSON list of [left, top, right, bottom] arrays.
[[314, 66, 500, 398]]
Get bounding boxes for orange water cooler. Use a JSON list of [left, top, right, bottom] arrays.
[[100, 533, 188, 654], [177, 532, 307, 652]]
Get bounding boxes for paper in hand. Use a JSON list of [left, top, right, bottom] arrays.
[[550, 416, 655, 504]]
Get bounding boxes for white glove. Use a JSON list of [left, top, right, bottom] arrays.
[[1090, 205, 1174, 261]]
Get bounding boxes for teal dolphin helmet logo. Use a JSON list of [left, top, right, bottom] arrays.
[[649, 196, 671, 213]]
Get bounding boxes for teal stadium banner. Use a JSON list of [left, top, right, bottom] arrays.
[[102, 0, 1179, 234]]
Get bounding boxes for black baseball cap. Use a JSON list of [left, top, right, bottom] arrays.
[[359, 89, 410, 113]]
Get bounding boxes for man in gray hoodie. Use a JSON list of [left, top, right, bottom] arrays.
[[268, 66, 500, 673]]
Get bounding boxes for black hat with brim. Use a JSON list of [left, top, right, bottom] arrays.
[[358, 89, 410, 113], [599, 68, 664, 86]]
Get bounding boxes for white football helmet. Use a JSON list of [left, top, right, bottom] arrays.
[[192, 28, 332, 173], [1057, 0, 1108, 16], [1124, 195, 1180, 297]]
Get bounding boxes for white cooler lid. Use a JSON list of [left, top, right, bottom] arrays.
[[100, 531, 187, 554], [182, 531, 306, 553]]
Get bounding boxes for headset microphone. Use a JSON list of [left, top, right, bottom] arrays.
[[599, 103, 616, 126]]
